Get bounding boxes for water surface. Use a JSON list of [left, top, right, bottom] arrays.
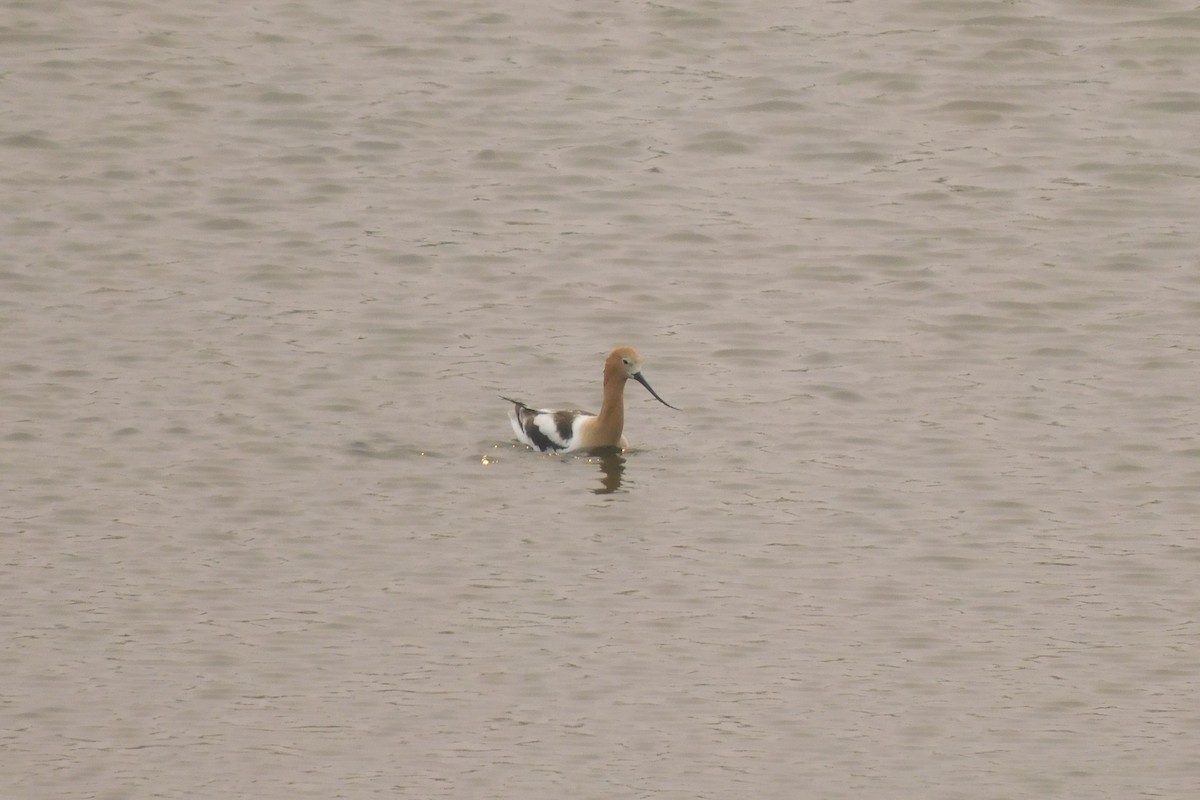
[[4, 2, 1199, 798]]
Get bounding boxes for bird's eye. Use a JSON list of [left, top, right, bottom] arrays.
[[622, 358, 631, 366]]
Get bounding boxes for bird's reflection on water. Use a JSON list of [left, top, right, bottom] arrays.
[[586, 447, 627, 494]]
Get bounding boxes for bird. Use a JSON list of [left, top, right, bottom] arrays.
[[502, 346, 677, 453]]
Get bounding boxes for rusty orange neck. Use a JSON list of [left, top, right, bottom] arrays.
[[590, 364, 628, 446]]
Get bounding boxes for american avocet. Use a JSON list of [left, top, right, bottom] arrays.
[[502, 346, 677, 453]]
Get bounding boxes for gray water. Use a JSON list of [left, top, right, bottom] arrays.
[[4, 2, 1199, 798]]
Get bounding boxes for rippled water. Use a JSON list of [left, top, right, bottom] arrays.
[[5, 2, 1199, 798]]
